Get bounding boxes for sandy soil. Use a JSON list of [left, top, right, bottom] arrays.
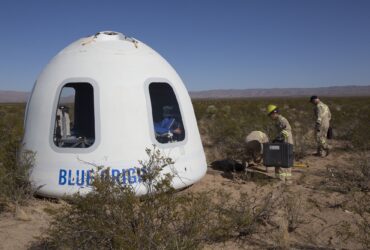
[[0, 140, 367, 249], [0, 199, 61, 250], [198, 141, 367, 249]]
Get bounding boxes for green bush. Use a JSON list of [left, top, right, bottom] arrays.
[[193, 97, 370, 162], [40, 146, 210, 249], [37, 146, 277, 249], [0, 104, 34, 210]]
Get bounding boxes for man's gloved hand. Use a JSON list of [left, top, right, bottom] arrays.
[[273, 135, 285, 143]]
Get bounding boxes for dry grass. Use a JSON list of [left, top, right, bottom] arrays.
[[321, 154, 370, 249], [323, 153, 370, 193], [193, 97, 370, 163], [31, 147, 280, 249], [0, 104, 34, 211]]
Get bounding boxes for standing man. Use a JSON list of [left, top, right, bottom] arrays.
[[310, 96, 331, 157], [267, 104, 294, 183]]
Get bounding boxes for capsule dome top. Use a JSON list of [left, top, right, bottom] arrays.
[[59, 30, 140, 55]]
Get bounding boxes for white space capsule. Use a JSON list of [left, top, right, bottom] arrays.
[[22, 31, 207, 198]]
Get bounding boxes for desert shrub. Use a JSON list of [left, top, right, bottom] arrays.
[[0, 104, 34, 209], [293, 130, 314, 160], [194, 99, 271, 162], [44, 182, 213, 249], [352, 195, 370, 249], [353, 217, 370, 249], [193, 97, 370, 162], [38, 146, 277, 249], [202, 104, 245, 160], [281, 192, 307, 232], [348, 120, 370, 150], [211, 191, 277, 242], [194, 98, 311, 162], [336, 193, 370, 249], [321, 151, 370, 249], [42, 146, 210, 249], [324, 153, 369, 193], [0, 146, 35, 205], [328, 97, 370, 149]]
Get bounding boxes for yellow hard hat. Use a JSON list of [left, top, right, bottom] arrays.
[[267, 104, 278, 115]]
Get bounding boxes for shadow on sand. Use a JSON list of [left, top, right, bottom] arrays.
[[210, 159, 276, 182]]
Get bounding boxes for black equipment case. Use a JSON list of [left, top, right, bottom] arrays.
[[263, 143, 294, 168]]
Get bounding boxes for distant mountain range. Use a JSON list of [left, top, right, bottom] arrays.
[[0, 91, 30, 103], [0, 85, 369, 103], [189, 85, 370, 99]]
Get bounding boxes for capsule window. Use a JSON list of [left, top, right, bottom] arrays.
[[149, 82, 185, 144], [53, 83, 95, 148]]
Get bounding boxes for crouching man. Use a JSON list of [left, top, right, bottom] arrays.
[[245, 131, 269, 164]]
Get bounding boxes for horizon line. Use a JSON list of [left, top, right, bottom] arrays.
[[1, 84, 370, 93]]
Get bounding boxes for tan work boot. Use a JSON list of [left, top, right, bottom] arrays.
[[318, 147, 330, 157], [313, 148, 322, 157], [314, 148, 329, 157], [324, 148, 330, 156]]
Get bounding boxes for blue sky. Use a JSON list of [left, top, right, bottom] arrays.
[[0, 0, 369, 91]]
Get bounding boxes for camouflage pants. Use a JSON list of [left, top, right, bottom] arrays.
[[316, 120, 330, 152], [275, 167, 292, 182]]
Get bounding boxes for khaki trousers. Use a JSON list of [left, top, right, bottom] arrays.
[[316, 119, 330, 152]]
